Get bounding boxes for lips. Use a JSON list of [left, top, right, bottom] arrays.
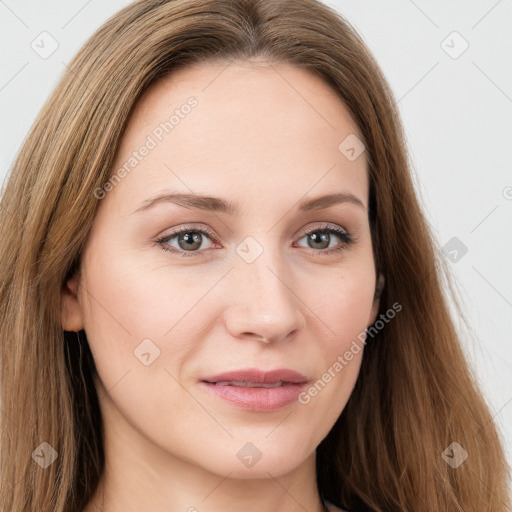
[[201, 368, 309, 386], [214, 381, 286, 388], [200, 368, 310, 412]]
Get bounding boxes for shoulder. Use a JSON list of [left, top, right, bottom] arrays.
[[325, 500, 357, 512], [325, 500, 346, 512]]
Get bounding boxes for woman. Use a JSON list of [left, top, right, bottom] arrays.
[[0, 0, 509, 511]]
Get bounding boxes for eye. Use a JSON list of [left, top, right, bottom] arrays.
[[295, 224, 354, 255], [155, 222, 354, 257], [155, 225, 218, 257]]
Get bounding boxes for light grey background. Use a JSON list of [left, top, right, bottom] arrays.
[[1, 0, 511, 467]]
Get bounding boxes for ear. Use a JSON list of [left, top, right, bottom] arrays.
[[368, 272, 385, 326], [61, 272, 84, 331]]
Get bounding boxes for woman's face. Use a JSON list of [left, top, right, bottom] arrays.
[[62, 59, 381, 478]]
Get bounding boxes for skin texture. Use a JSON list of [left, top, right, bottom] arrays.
[[62, 59, 382, 512]]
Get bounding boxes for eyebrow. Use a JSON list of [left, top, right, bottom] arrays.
[[132, 191, 367, 215]]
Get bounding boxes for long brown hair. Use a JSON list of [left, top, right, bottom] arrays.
[[0, 0, 510, 510]]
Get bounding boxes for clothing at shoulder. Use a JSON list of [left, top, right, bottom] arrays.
[[325, 500, 359, 512]]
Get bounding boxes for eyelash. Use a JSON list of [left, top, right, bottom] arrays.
[[155, 223, 355, 258]]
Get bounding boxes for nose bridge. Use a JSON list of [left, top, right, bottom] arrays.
[[223, 234, 305, 342], [239, 241, 288, 305]]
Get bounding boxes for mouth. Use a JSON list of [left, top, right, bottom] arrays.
[[199, 368, 310, 412]]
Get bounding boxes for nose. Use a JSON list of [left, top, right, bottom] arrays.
[[222, 247, 306, 345]]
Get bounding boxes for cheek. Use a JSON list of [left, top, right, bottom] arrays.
[[77, 243, 171, 385], [312, 264, 376, 344], [77, 239, 222, 390], [77, 246, 198, 438], [299, 268, 374, 410]]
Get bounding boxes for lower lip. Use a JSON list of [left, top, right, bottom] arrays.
[[200, 381, 308, 412]]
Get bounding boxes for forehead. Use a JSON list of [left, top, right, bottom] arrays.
[[107, 59, 368, 213], [126, 59, 363, 144]]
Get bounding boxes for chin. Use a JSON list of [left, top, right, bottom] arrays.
[[191, 437, 313, 479]]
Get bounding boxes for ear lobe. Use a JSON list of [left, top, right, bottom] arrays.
[[61, 272, 84, 331], [369, 272, 385, 326]]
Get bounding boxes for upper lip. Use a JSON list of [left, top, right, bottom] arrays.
[[201, 368, 309, 384]]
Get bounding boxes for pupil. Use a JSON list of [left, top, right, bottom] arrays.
[[180, 232, 201, 250], [310, 232, 329, 249]]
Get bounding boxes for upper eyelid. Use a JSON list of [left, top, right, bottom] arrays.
[[159, 224, 218, 243], [295, 222, 349, 238]]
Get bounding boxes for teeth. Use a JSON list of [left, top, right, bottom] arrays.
[[214, 381, 285, 388]]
